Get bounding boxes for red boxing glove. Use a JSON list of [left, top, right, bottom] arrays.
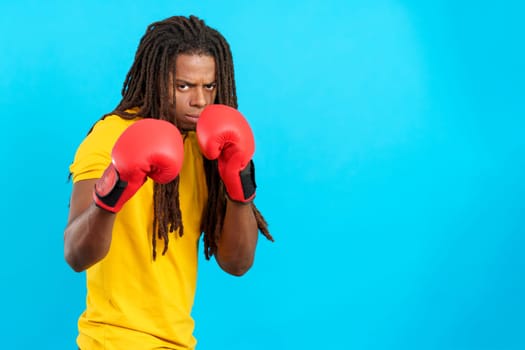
[[197, 104, 256, 203], [94, 119, 184, 213]]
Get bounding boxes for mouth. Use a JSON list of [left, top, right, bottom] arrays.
[[184, 114, 200, 124]]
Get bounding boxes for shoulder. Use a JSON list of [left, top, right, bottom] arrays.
[[69, 115, 141, 182], [91, 115, 141, 138], [82, 115, 142, 150]]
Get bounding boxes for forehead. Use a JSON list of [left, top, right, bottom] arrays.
[[174, 54, 216, 81]]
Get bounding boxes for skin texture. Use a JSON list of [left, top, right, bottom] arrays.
[[64, 53, 258, 276]]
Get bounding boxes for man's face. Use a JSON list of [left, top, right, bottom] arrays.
[[171, 53, 217, 131]]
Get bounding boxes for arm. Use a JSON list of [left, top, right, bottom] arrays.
[[215, 200, 258, 276], [64, 118, 184, 272], [64, 179, 116, 272], [196, 105, 263, 276]]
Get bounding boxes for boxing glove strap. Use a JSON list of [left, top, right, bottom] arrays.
[[239, 160, 256, 201], [94, 164, 128, 209]]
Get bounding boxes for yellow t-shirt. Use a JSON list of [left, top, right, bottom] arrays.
[[69, 115, 208, 350]]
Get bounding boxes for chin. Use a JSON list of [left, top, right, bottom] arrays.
[[179, 124, 197, 132]]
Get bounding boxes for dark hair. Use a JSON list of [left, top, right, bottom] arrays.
[[99, 15, 272, 259]]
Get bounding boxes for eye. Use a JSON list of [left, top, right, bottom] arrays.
[[177, 84, 189, 91], [204, 83, 217, 91]]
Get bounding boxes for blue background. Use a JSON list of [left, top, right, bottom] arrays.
[[1, 0, 524, 349]]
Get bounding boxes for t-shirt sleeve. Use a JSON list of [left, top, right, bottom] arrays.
[[69, 117, 132, 183]]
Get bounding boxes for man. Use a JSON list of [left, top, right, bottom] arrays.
[[64, 15, 272, 349]]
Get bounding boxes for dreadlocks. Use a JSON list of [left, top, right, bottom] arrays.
[[97, 15, 272, 259]]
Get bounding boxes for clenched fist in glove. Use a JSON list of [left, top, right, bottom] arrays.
[[94, 119, 184, 212], [196, 104, 257, 203]]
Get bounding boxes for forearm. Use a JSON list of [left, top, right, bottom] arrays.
[[215, 199, 259, 276], [64, 203, 116, 272]]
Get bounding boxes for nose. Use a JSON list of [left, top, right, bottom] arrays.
[[190, 87, 207, 108]]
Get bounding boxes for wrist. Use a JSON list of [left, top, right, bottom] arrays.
[[93, 164, 128, 213], [222, 160, 256, 203], [225, 192, 254, 206]]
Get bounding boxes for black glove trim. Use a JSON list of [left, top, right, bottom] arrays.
[[94, 166, 128, 208], [239, 160, 256, 201]]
